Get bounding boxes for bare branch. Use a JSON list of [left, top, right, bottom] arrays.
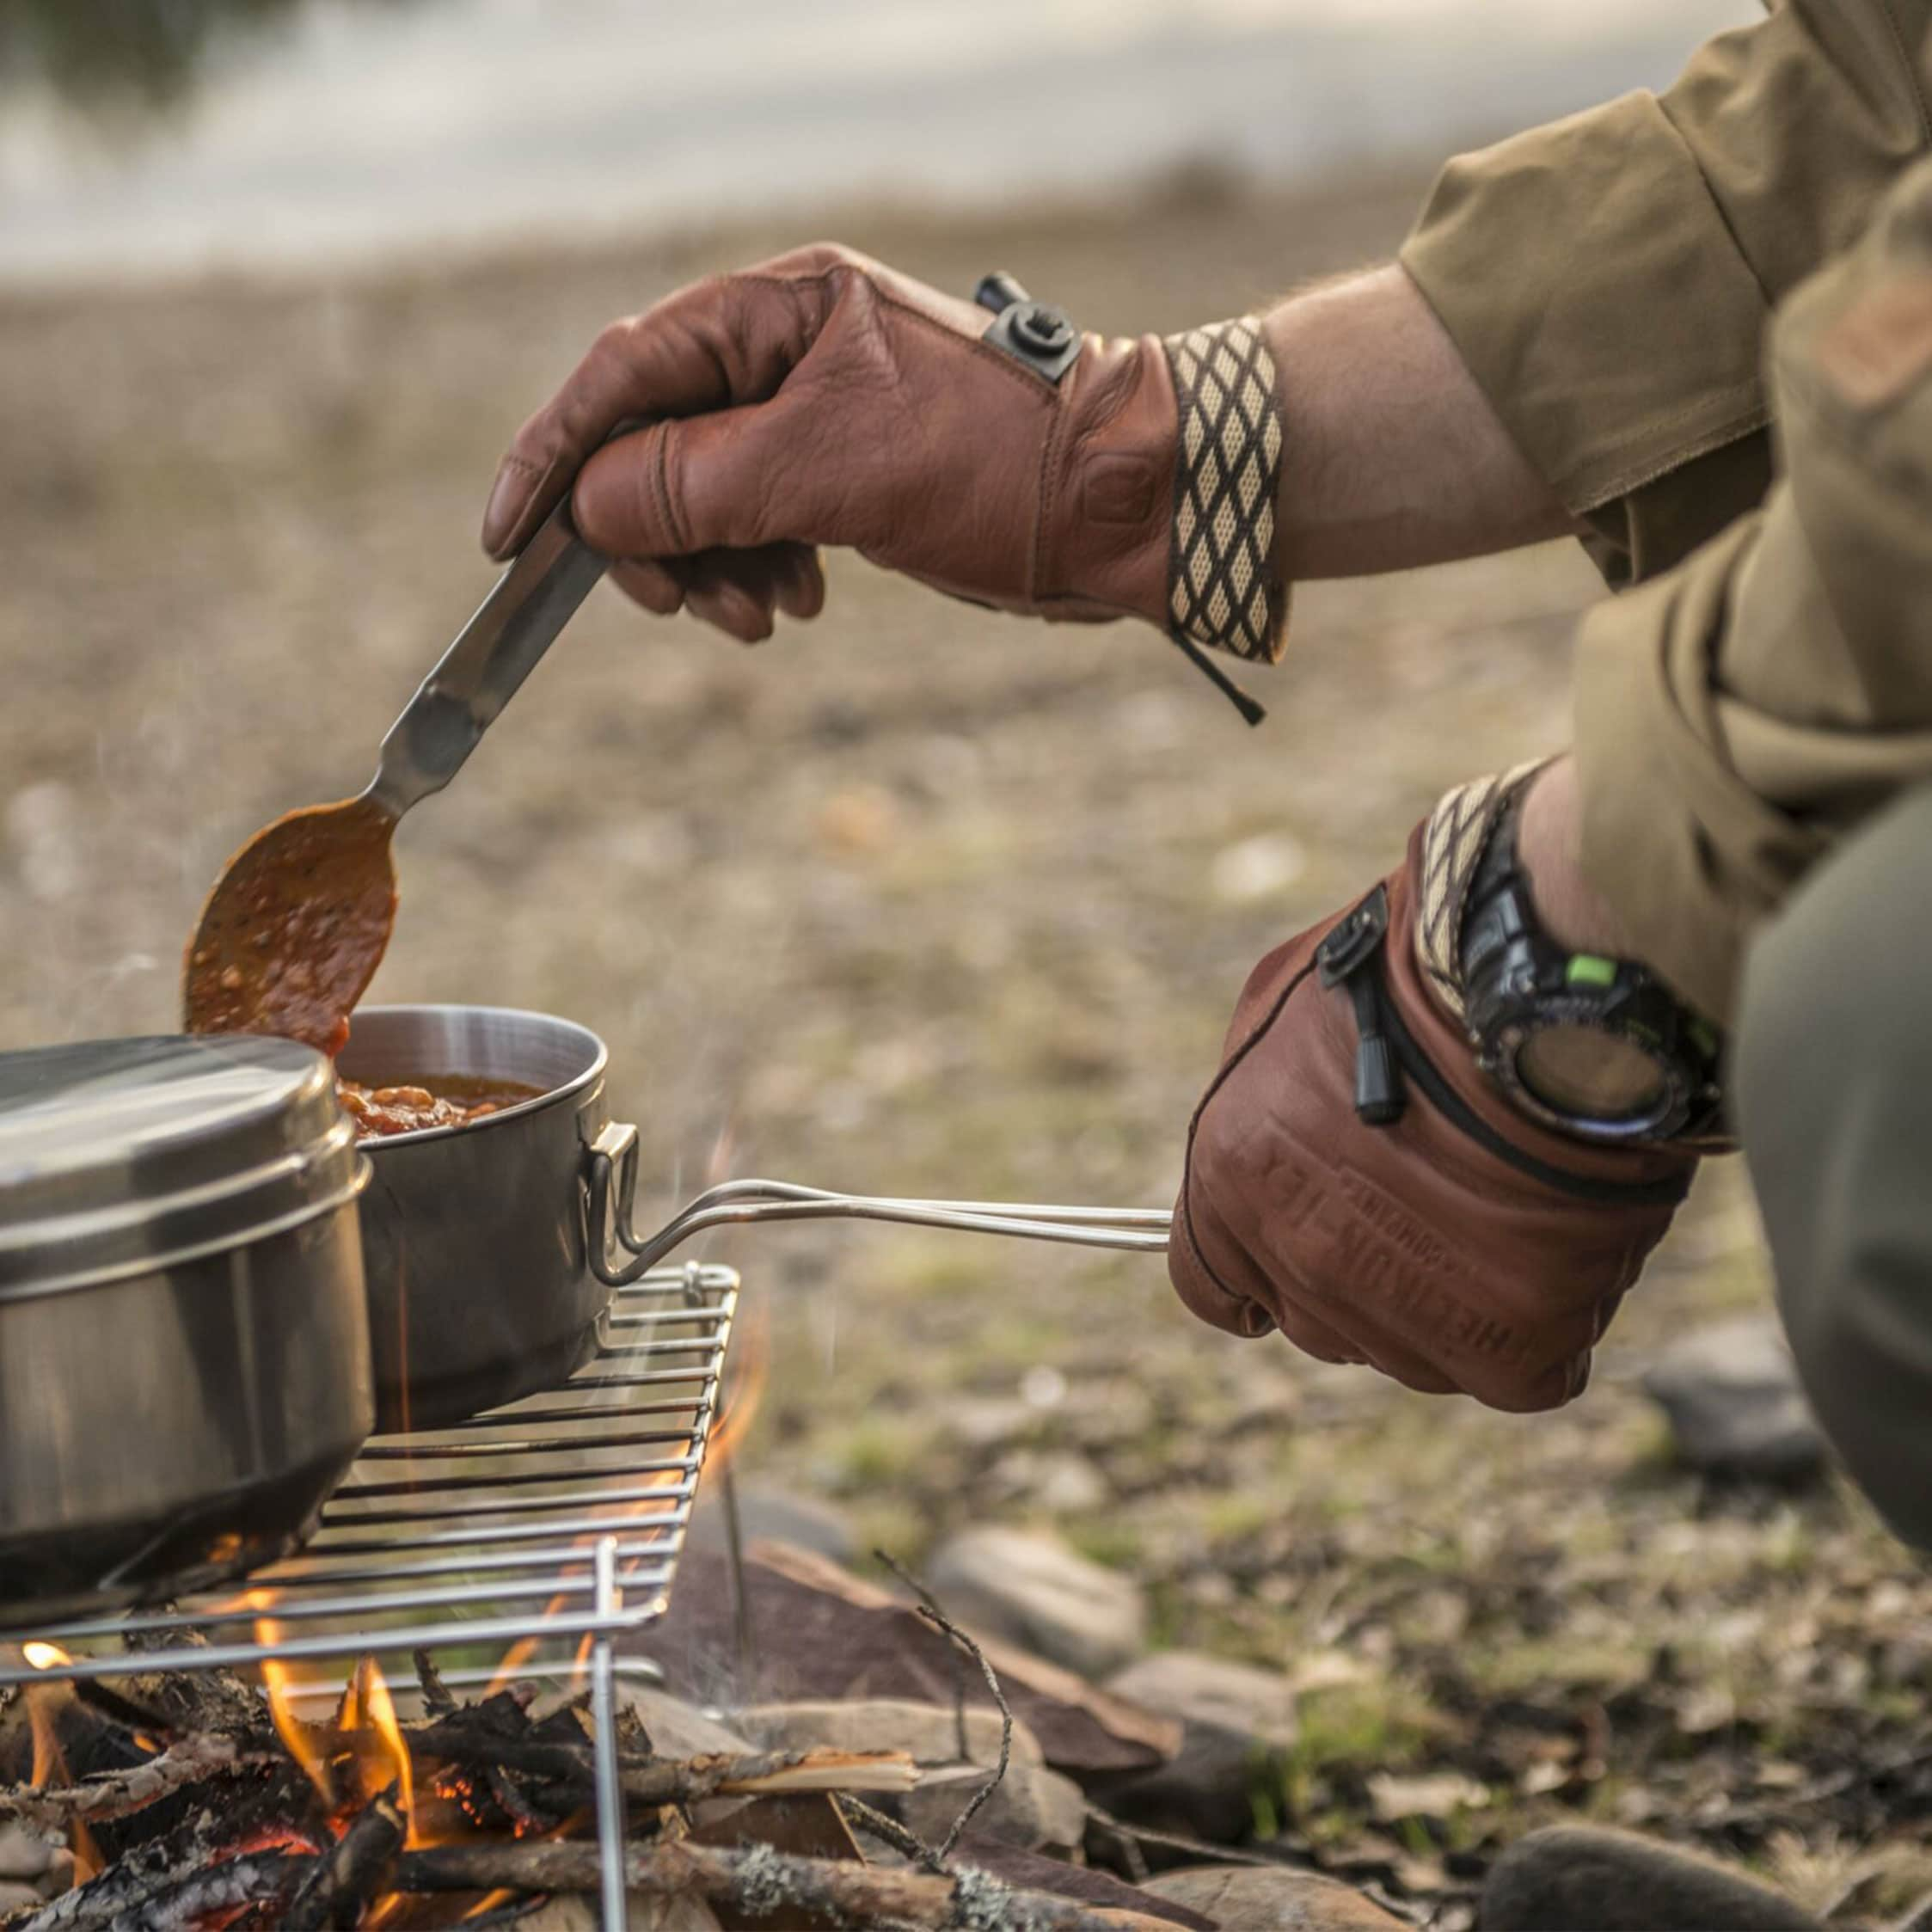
[[874, 1549, 1014, 1861]]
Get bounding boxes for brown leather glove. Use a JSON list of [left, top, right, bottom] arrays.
[[1169, 824, 1697, 1412], [481, 245, 1285, 670]]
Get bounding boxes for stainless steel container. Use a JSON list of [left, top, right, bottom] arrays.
[[0, 1036, 374, 1622], [340, 1005, 614, 1432]]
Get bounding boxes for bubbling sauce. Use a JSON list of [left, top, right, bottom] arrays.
[[338, 1074, 544, 1139]]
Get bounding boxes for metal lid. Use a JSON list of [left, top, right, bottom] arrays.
[[0, 1035, 367, 1298]]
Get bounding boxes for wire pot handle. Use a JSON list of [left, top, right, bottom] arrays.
[[586, 1120, 1170, 1288]]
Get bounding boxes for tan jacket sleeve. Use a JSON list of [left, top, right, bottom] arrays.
[[1573, 147, 1932, 1024], [1401, 0, 1931, 586]]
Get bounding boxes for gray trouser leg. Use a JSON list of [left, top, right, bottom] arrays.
[[1737, 783, 1932, 1552]]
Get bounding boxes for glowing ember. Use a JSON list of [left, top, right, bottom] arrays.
[[21, 1641, 71, 1671]]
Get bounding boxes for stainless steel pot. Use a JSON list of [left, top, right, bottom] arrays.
[[344, 1005, 1172, 1434], [0, 1036, 373, 1623], [340, 1005, 615, 1432]]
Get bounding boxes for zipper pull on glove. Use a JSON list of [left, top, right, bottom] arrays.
[[1316, 884, 1406, 1125]]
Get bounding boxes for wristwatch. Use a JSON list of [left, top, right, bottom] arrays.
[[1457, 795, 1724, 1144]]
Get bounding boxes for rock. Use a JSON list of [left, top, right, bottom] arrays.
[[631, 1543, 1178, 1775], [938, 1395, 1048, 1453], [1481, 1826, 1822, 1930], [1642, 1316, 1826, 1481], [616, 1684, 752, 1759], [898, 1759, 1089, 1853], [1139, 1867, 1406, 1929], [734, 1697, 1044, 1767], [927, 1526, 1148, 1678], [1365, 1769, 1488, 1822], [1082, 1720, 1261, 1847], [688, 1481, 857, 1567], [988, 1449, 1111, 1513], [1106, 1652, 1297, 1750], [509, 1894, 722, 1931]]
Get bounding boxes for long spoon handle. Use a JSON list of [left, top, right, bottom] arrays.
[[365, 495, 610, 819]]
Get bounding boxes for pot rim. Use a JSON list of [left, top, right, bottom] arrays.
[[343, 1003, 609, 1148]]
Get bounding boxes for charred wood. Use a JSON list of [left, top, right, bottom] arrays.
[[281, 1785, 404, 1932], [15, 1849, 305, 1932], [0, 1739, 276, 1831], [411, 1653, 457, 1720]]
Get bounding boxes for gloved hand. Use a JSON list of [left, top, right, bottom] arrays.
[[1169, 820, 1696, 1411], [481, 244, 1286, 663]]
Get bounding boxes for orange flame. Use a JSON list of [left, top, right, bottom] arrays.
[[706, 1297, 769, 1479], [26, 1690, 64, 1791], [247, 1591, 336, 1808], [23, 1686, 101, 1882], [484, 1592, 573, 1697], [348, 1659, 417, 1843], [21, 1641, 71, 1671]]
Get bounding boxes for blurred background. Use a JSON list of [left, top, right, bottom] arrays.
[[15, 2, 1932, 1921]]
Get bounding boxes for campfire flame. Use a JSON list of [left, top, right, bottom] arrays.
[[21, 1641, 71, 1671], [350, 1659, 417, 1842], [26, 1689, 64, 1792], [24, 1686, 103, 1883], [247, 1589, 338, 1808]]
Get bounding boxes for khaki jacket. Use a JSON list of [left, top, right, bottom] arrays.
[[1399, 1, 1932, 1021]]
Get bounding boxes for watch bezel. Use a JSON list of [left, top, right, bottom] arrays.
[[1457, 801, 1723, 1144]]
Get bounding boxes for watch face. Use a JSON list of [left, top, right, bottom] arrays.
[[1515, 1024, 1667, 1124]]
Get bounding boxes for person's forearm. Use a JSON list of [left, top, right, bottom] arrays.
[[1517, 756, 1634, 958], [1265, 266, 1578, 580]]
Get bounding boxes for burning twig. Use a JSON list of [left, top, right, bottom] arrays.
[[0, 1737, 277, 1831], [483, 1761, 554, 1835], [876, 1549, 1014, 1861], [392, 1837, 1185, 1931], [281, 1782, 406, 1932], [412, 1651, 458, 1720]]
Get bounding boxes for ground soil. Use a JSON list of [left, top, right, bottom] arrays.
[[3, 169, 1927, 1926]]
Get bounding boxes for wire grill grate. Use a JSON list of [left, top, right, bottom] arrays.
[[0, 1260, 739, 1688]]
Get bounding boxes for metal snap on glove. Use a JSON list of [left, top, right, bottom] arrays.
[[481, 245, 1286, 700], [1168, 822, 1697, 1412]]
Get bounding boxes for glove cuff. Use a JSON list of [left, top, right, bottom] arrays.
[[1160, 317, 1288, 665]]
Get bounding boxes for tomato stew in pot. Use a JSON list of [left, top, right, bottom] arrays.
[[337, 1073, 543, 1139]]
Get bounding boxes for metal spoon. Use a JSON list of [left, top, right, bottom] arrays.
[[183, 494, 610, 1052]]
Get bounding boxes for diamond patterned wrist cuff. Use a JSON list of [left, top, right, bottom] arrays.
[[1162, 316, 1287, 664], [1416, 763, 1549, 1023]]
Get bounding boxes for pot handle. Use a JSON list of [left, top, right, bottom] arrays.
[[586, 1121, 1170, 1289]]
